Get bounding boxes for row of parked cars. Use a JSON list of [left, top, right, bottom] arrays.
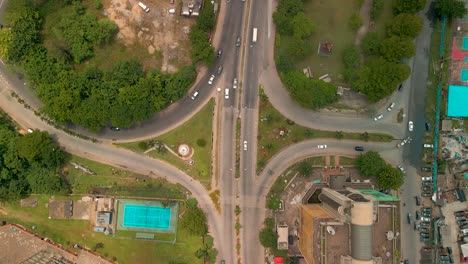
[[410, 207, 433, 242], [456, 210, 468, 243]]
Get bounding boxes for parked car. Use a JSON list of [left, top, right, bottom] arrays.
[[398, 84, 403, 91], [455, 211, 465, 217], [110, 126, 120, 131], [422, 211, 432, 218], [374, 114, 383, 121], [420, 221, 430, 227], [420, 232, 430, 238], [217, 66, 223, 75], [416, 211, 420, 220], [424, 144, 434, 148], [422, 181, 432, 186], [415, 196, 421, 206], [421, 167, 433, 172], [422, 192, 432, 197], [414, 222, 420, 230], [420, 237, 431, 242], [421, 176, 432, 181], [425, 122, 431, 131], [456, 216, 466, 221], [422, 186, 432, 192], [408, 213, 413, 224], [217, 49, 223, 57], [387, 102, 395, 111], [398, 165, 406, 174], [408, 121, 414, 131], [420, 227, 429, 233], [420, 216, 431, 222]]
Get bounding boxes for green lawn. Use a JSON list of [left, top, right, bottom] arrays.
[[372, 0, 395, 38], [65, 155, 187, 199], [339, 156, 356, 166], [0, 196, 202, 264], [276, 0, 360, 83], [308, 156, 326, 166], [118, 99, 215, 189], [257, 89, 393, 172]]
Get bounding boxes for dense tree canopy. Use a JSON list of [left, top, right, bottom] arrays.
[[356, 151, 387, 178], [0, 123, 69, 201], [432, 0, 468, 20], [273, 0, 304, 35], [377, 164, 405, 190], [353, 58, 410, 102], [180, 206, 208, 236], [282, 71, 339, 109], [361, 32, 381, 56], [387, 14, 423, 38], [393, 0, 426, 14], [380, 36, 416, 63], [1, 0, 199, 131]]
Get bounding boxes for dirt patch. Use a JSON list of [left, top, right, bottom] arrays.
[[0, 207, 8, 215], [104, 0, 195, 72], [20, 199, 38, 207]]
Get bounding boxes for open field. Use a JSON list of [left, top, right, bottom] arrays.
[[0, 196, 201, 264], [118, 100, 215, 189], [257, 90, 393, 172], [65, 155, 187, 199]]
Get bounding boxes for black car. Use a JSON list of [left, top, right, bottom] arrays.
[[457, 220, 467, 225], [416, 211, 421, 220], [217, 49, 223, 58], [421, 167, 433, 172], [110, 126, 120, 131], [422, 181, 433, 186], [398, 84, 403, 91], [404, 260, 409, 264], [420, 227, 429, 232], [425, 122, 431, 132], [420, 232, 430, 238], [422, 186, 432, 192], [421, 221, 430, 227], [455, 211, 465, 217], [354, 146, 364, 151], [422, 207, 432, 213], [415, 196, 421, 206]]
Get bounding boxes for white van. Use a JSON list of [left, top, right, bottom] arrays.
[[138, 2, 150, 12]]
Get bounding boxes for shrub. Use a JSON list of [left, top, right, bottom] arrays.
[[138, 141, 148, 150], [197, 138, 207, 147], [348, 13, 363, 32], [370, 0, 384, 20], [361, 32, 381, 56]]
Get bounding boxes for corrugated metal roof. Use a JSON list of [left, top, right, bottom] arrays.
[[351, 224, 372, 261]]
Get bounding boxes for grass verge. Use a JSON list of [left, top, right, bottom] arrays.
[[64, 155, 188, 199], [339, 156, 356, 166], [257, 89, 393, 173], [118, 99, 215, 189], [0, 196, 202, 264]]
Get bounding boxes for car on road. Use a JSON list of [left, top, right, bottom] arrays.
[[317, 144, 327, 149], [191, 91, 199, 100], [421, 167, 433, 172], [354, 146, 364, 151], [224, 88, 229, 99], [110, 127, 120, 131], [217, 49, 222, 58], [233, 78, 238, 89], [217, 66, 223, 75], [398, 165, 405, 174], [421, 176, 432, 181], [208, 74, 215, 84], [243, 141, 247, 151], [425, 122, 431, 131], [408, 121, 414, 131], [374, 114, 383, 121], [415, 196, 421, 206], [424, 144, 434, 148], [398, 84, 403, 91], [397, 141, 405, 148], [387, 102, 395, 111], [236, 36, 241, 47], [407, 213, 412, 224]]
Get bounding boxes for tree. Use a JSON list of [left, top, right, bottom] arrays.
[[196, 0, 215, 32], [16, 131, 66, 168], [287, 35, 311, 57], [393, 0, 426, 14], [376, 164, 404, 190], [259, 226, 278, 249], [197, 138, 207, 147], [380, 36, 415, 63], [186, 198, 198, 208], [291, 12, 315, 38], [361, 32, 381, 56], [356, 151, 386, 178], [0, 29, 13, 61], [353, 58, 410, 102], [298, 161, 312, 177], [282, 71, 338, 109], [387, 14, 423, 38], [433, 0, 468, 20], [370, 0, 384, 20], [273, 0, 304, 35], [343, 46, 361, 68], [180, 207, 208, 236]]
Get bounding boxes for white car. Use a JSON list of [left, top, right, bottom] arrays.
[[424, 144, 434, 148], [408, 121, 414, 132], [191, 91, 199, 100], [317, 144, 327, 149], [397, 165, 405, 174], [421, 176, 432, 181], [387, 102, 395, 111], [208, 74, 215, 85], [233, 78, 238, 89], [243, 141, 247, 151], [420, 217, 431, 222], [224, 88, 229, 99], [374, 114, 383, 121]]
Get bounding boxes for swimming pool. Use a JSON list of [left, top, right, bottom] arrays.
[[463, 37, 468, 50], [462, 69, 468, 81], [123, 204, 171, 230]]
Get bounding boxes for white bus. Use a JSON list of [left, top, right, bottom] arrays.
[[252, 27, 258, 43]]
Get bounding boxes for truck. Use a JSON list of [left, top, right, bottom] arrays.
[[138, 2, 150, 12], [252, 27, 257, 43]]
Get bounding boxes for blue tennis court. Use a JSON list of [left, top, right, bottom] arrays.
[[464, 37, 468, 50], [123, 204, 171, 230]]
